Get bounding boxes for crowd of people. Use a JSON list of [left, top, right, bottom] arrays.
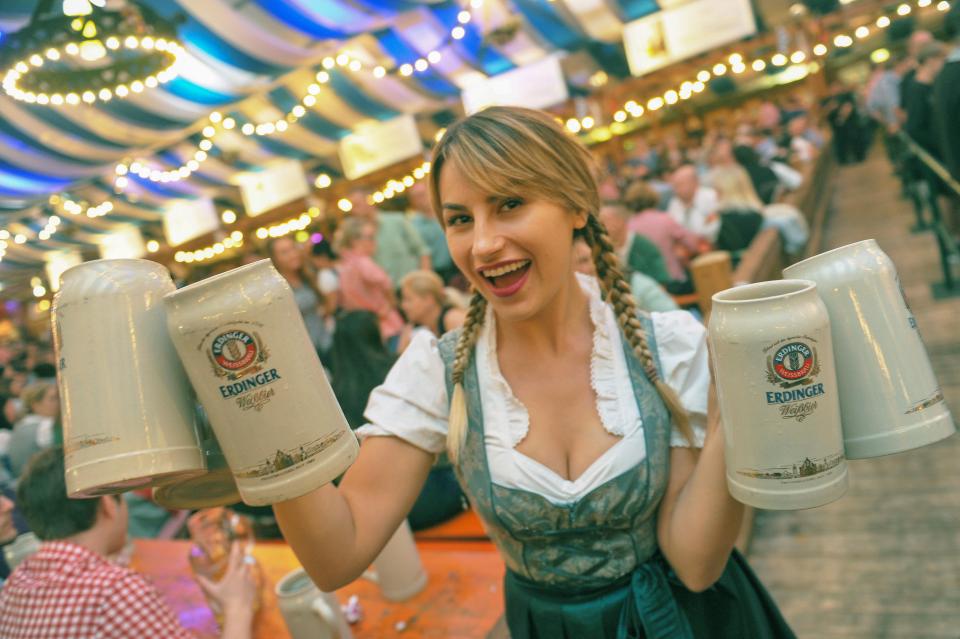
[[864, 15, 960, 231], [11, 27, 939, 631]]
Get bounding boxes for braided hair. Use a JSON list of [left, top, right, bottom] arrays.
[[431, 107, 693, 464]]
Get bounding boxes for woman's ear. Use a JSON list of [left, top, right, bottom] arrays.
[[573, 210, 589, 230]]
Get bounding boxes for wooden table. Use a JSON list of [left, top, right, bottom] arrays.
[[131, 537, 505, 638]]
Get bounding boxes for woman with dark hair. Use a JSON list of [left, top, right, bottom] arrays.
[[329, 311, 396, 430], [329, 311, 465, 530], [267, 237, 333, 362]]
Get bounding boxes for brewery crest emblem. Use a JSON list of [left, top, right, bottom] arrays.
[[767, 341, 819, 388], [209, 330, 269, 380], [763, 336, 826, 422]]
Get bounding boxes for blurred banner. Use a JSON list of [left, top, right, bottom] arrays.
[[339, 114, 422, 180], [98, 226, 146, 260], [462, 54, 569, 115], [163, 198, 220, 247], [235, 159, 310, 217], [623, 0, 756, 77]]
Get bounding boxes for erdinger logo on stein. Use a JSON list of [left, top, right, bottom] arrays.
[[771, 342, 813, 383], [206, 327, 281, 412], [212, 331, 258, 372], [763, 336, 825, 422]]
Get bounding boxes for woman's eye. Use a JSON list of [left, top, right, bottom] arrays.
[[446, 213, 471, 226], [501, 198, 523, 211]]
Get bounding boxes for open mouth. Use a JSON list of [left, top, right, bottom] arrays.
[[480, 260, 531, 296]]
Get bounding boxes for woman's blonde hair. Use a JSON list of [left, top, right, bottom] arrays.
[[400, 270, 446, 306], [21, 381, 54, 415], [334, 216, 375, 253], [429, 106, 693, 464], [623, 180, 662, 212], [709, 164, 763, 210]]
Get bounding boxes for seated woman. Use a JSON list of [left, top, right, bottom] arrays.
[[707, 165, 766, 256], [267, 237, 333, 364], [7, 382, 58, 478], [335, 218, 404, 352], [330, 310, 466, 531], [330, 311, 397, 430], [399, 270, 466, 338]]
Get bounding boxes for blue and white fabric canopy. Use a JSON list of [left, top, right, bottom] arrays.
[[0, 0, 672, 282]]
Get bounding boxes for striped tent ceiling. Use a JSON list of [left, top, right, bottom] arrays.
[[0, 0, 784, 291]]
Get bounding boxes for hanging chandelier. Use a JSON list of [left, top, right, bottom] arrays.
[[0, 0, 184, 107]]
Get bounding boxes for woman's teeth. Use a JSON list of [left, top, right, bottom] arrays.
[[482, 261, 529, 278]]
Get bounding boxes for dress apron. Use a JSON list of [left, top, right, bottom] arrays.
[[437, 314, 795, 639]]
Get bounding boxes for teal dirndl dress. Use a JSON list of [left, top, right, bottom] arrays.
[[437, 315, 795, 639]]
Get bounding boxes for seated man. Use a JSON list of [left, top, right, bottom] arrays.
[[598, 201, 672, 285], [0, 448, 257, 638]]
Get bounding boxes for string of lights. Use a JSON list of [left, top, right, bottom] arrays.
[[173, 230, 245, 264], [579, 0, 951, 138], [2, 34, 183, 106], [369, 160, 432, 205], [112, 1, 483, 189]]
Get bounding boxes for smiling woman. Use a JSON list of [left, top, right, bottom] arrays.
[[272, 107, 795, 639]]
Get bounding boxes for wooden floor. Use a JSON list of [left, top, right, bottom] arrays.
[[747, 148, 960, 638]]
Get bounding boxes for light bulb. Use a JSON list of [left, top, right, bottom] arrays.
[[62, 0, 93, 17]]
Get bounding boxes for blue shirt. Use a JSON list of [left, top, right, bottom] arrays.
[[409, 211, 453, 272]]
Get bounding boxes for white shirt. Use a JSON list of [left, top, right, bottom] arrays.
[[666, 187, 721, 243], [357, 274, 709, 505], [316, 268, 340, 296]]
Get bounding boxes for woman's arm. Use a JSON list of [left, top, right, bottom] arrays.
[[656, 381, 744, 592], [273, 436, 434, 591]]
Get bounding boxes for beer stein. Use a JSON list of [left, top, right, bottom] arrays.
[[371, 521, 428, 601], [784, 239, 955, 458], [153, 405, 240, 509], [164, 260, 358, 506], [709, 279, 848, 510], [276, 569, 353, 639], [53, 259, 205, 497]]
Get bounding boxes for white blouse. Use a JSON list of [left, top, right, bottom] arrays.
[[357, 274, 709, 506]]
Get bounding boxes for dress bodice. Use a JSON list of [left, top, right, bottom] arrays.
[[438, 313, 673, 590]]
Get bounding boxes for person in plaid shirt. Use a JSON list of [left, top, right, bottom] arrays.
[[0, 447, 257, 638]]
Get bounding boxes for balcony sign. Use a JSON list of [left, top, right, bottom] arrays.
[[339, 115, 423, 181], [623, 0, 756, 77], [461, 55, 569, 115]]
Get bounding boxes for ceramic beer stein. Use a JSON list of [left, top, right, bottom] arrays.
[[153, 405, 240, 509], [371, 520, 428, 601], [164, 260, 358, 506], [784, 239, 955, 458], [53, 259, 205, 497], [709, 279, 848, 510], [276, 569, 353, 639]]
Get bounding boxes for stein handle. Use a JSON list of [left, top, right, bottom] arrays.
[[311, 596, 341, 639]]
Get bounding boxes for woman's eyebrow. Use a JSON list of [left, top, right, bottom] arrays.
[[441, 202, 469, 211]]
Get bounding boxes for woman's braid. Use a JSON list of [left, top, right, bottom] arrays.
[[583, 216, 694, 445], [446, 292, 488, 463]]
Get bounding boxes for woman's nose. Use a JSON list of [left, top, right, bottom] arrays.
[[471, 218, 505, 260]]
